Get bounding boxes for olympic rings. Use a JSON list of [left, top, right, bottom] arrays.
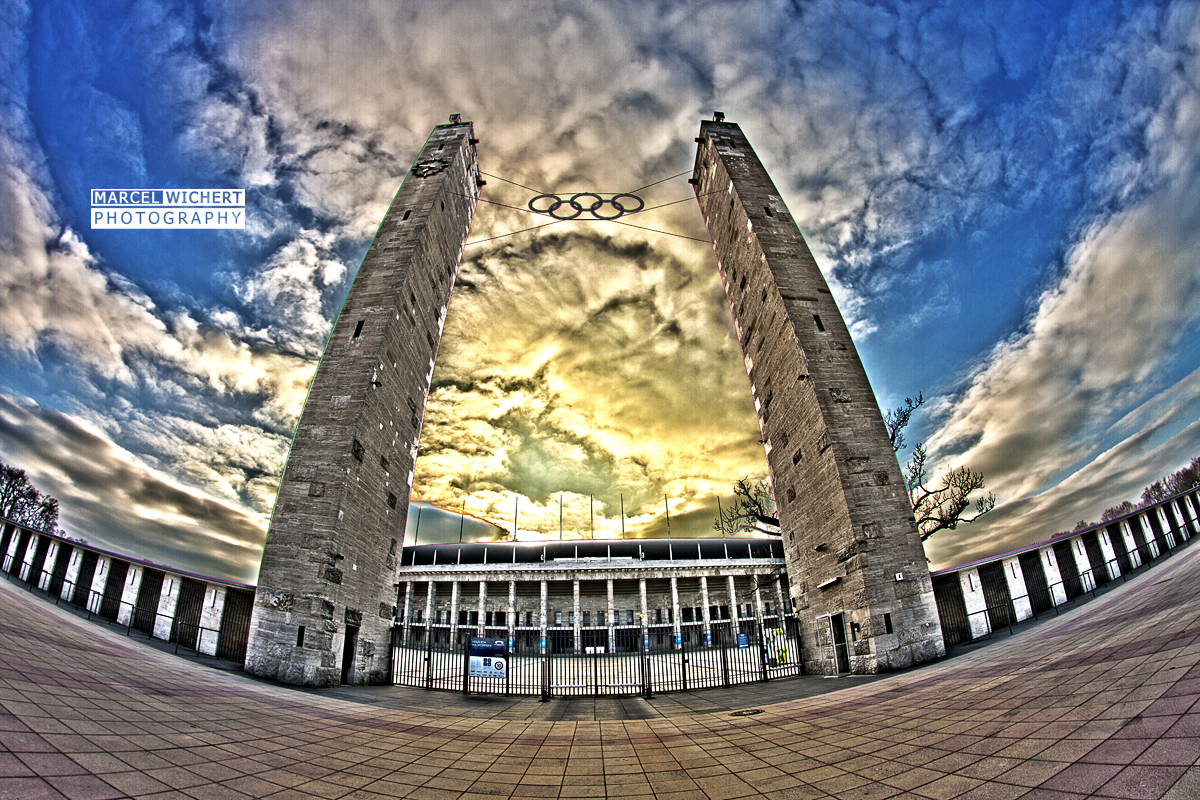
[[528, 192, 645, 220]]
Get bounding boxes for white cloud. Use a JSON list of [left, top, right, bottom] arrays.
[[923, 5, 1200, 567]]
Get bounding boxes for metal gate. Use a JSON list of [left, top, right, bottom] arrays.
[[393, 616, 802, 696], [217, 588, 255, 661], [978, 562, 1013, 631], [132, 569, 164, 634], [48, 544, 73, 599], [72, 551, 99, 607], [99, 560, 129, 621], [1019, 551, 1054, 615], [170, 578, 207, 649], [931, 574, 971, 646]]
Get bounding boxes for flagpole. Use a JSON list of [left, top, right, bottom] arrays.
[[459, 500, 466, 543], [664, 495, 671, 539]]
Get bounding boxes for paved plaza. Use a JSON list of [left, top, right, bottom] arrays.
[[3, 544, 1200, 799]]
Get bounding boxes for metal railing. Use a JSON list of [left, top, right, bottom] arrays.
[[0, 564, 230, 659], [956, 516, 1196, 642], [392, 616, 802, 697]]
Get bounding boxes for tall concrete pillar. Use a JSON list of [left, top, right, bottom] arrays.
[[38, 541, 60, 592], [773, 580, 786, 626], [507, 580, 516, 647], [1001, 557, 1032, 622], [606, 579, 615, 653], [117, 566, 144, 627], [246, 117, 483, 686], [539, 580, 548, 654], [449, 581, 460, 644], [638, 578, 649, 649], [198, 585, 227, 657], [700, 576, 712, 646], [693, 117, 942, 672], [477, 581, 487, 635], [670, 576, 682, 649], [1040, 547, 1068, 606], [728, 575, 741, 633], [572, 580, 581, 653], [423, 581, 435, 645], [400, 582, 413, 644]]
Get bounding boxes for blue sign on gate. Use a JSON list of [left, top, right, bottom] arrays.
[[469, 637, 507, 679], [736, 632, 750, 649]]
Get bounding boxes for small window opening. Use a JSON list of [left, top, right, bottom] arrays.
[[387, 492, 397, 509], [352, 320, 365, 339], [764, 206, 773, 217], [402, 209, 411, 220], [351, 437, 364, 462], [440, 201, 445, 211], [813, 314, 825, 332], [792, 448, 803, 465], [380, 455, 389, 470], [883, 613, 894, 634], [296, 626, 306, 647]]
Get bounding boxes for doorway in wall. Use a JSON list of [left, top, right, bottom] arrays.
[[829, 613, 851, 674], [341, 625, 360, 684]]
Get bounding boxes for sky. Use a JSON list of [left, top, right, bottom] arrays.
[[1, 0, 1198, 584]]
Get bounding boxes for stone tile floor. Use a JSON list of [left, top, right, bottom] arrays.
[[2, 544, 1199, 799]]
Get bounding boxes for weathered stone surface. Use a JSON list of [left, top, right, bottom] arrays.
[[692, 119, 944, 674], [246, 119, 482, 686]]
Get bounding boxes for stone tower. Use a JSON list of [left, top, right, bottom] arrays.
[[692, 118, 944, 673], [245, 118, 482, 686]]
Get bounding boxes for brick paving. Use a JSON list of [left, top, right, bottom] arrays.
[[2, 544, 1200, 799]]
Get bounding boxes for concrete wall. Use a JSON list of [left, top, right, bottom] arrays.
[[246, 119, 483, 687], [691, 118, 943, 674], [930, 489, 1199, 645]]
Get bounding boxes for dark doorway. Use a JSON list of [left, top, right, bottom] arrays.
[[829, 613, 850, 674], [9, 530, 32, 576], [1128, 516, 1151, 561], [217, 588, 255, 661], [133, 569, 164, 635], [171, 578, 207, 649], [27, 536, 51, 588], [72, 551, 99, 607], [341, 625, 360, 684], [99, 560, 129, 621], [1019, 551, 1053, 615], [931, 574, 971, 646], [978, 562, 1013, 631], [48, 544, 73, 598], [1081, 532, 1109, 587], [1052, 542, 1084, 600], [1107, 524, 1133, 575]]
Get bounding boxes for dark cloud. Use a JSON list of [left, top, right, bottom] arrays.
[[0, 393, 265, 583]]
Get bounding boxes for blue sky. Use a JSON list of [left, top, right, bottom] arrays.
[[1, 0, 1198, 583]]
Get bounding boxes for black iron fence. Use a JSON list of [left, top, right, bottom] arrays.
[[392, 616, 802, 697], [940, 512, 1196, 645], [0, 558, 252, 662]]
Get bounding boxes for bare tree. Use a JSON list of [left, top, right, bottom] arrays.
[[1165, 456, 1200, 496], [1100, 500, 1136, 522], [904, 442, 996, 541], [888, 395, 995, 542], [885, 393, 924, 453], [713, 477, 780, 537], [0, 461, 59, 533], [1140, 480, 1168, 507]]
